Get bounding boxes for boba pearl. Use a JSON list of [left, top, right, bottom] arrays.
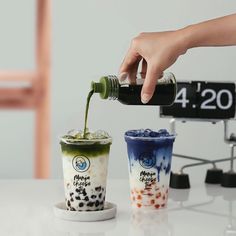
[[95, 186, 102, 192], [84, 196, 89, 201]]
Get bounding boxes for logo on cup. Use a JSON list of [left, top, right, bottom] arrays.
[[139, 152, 156, 169], [72, 155, 90, 172]]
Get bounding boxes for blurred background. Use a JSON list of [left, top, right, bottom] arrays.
[[0, 0, 235, 180]]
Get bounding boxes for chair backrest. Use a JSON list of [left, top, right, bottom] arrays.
[[0, 0, 51, 178]]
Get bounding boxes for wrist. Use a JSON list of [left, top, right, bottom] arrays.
[[176, 25, 196, 52]]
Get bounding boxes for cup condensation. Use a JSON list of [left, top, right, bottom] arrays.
[[125, 129, 175, 210], [60, 136, 112, 211]]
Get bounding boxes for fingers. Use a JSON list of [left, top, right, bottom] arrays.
[[119, 43, 140, 73], [118, 60, 140, 84], [141, 63, 162, 104], [119, 44, 142, 82], [118, 72, 129, 82], [140, 59, 147, 79], [129, 59, 141, 84]]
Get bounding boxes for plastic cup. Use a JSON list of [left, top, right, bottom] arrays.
[[124, 129, 175, 210], [60, 135, 112, 211]]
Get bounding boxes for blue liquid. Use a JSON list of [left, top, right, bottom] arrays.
[[125, 129, 175, 182]]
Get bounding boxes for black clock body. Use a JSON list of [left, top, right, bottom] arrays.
[[161, 81, 236, 120]]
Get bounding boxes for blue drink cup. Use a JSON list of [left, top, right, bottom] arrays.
[[125, 129, 175, 210]]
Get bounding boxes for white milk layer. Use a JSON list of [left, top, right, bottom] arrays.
[[62, 153, 109, 211]]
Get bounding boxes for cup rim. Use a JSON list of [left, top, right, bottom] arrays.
[[60, 136, 112, 145], [124, 133, 176, 141]]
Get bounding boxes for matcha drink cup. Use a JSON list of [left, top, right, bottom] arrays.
[[60, 130, 112, 211], [125, 129, 175, 210]]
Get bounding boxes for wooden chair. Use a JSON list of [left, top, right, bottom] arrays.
[[0, 0, 51, 178]]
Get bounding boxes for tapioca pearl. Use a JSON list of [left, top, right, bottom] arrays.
[[69, 192, 74, 196], [67, 200, 71, 207], [95, 200, 100, 207], [70, 207, 76, 211], [91, 195, 97, 199], [161, 203, 165, 208], [137, 195, 142, 200], [98, 193, 102, 199], [150, 199, 155, 205], [82, 189, 87, 196], [79, 202, 84, 208], [136, 203, 142, 208], [84, 196, 89, 201], [155, 204, 160, 209], [87, 202, 94, 207], [99, 201, 104, 205], [95, 186, 102, 192], [75, 196, 81, 200]]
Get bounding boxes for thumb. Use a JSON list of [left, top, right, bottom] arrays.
[[141, 64, 162, 104]]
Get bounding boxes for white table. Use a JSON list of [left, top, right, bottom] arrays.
[[0, 179, 235, 236]]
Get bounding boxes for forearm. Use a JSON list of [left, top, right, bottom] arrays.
[[180, 13, 236, 49]]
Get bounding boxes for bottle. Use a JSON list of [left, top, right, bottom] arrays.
[[91, 72, 177, 106]]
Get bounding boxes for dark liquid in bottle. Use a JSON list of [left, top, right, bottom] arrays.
[[118, 84, 176, 105]]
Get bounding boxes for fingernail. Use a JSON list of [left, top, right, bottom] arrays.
[[141, 93, 151, 104], [118, 72, 128, 81]]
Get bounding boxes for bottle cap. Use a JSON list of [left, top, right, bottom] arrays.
[[91, 77, 110, 99]]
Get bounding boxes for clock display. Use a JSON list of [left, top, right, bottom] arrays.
[[160, 81, 236, 120]]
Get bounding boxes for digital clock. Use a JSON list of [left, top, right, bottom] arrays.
[[160, 81, 236, 120]]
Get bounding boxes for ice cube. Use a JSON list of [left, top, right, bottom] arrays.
[[125, 128, 170, 138]]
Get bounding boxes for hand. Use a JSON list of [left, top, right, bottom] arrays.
[[119, 31, 188, 103]]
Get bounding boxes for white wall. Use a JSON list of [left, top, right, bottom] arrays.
[[0, 0, 236, 181]]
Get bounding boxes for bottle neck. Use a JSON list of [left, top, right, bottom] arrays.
[[106, 75, 119, 100]]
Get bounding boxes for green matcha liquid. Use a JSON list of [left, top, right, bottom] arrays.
[[83, 89, 94, 138]]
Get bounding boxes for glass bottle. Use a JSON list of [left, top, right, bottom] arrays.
[[91, 72, 176, 106]]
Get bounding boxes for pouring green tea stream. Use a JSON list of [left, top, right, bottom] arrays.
[[83, 89, 94, 138]]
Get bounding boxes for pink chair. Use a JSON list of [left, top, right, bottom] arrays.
[[0, 0, 51, 178]]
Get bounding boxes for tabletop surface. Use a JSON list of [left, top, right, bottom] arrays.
[[0, 179, 235, 236]]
